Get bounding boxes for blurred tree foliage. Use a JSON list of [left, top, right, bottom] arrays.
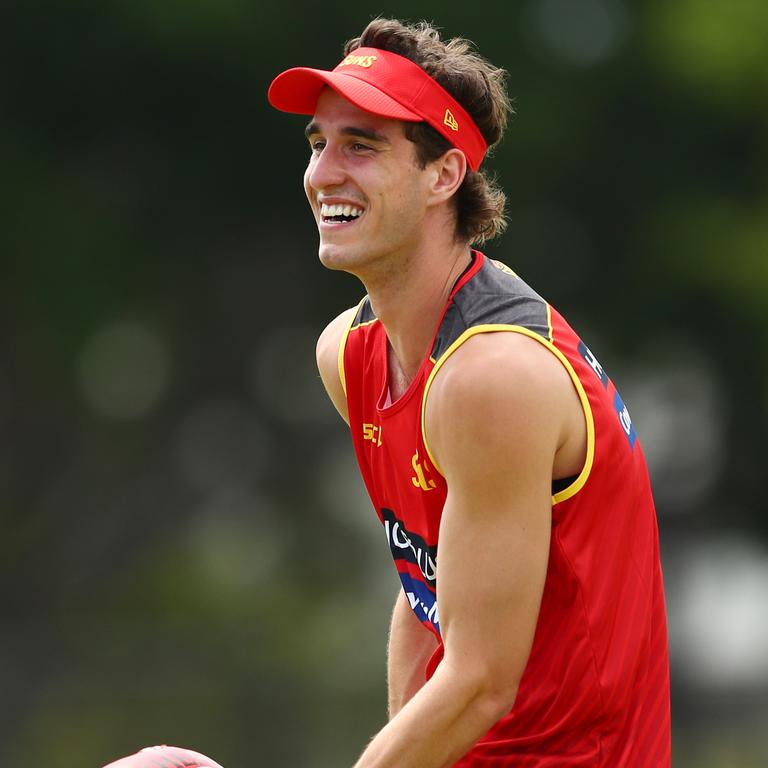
[[2, 1, 767, 766]]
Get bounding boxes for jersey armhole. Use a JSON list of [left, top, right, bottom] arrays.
[[420, 323, 595, 505]]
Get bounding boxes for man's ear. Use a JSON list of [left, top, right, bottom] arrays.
[[426, 148, 467, 207]]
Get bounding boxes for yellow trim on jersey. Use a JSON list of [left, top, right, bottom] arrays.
[[337, 297, 368, 396], [350, 317, 379, 330], [420, 324, 595, 506]]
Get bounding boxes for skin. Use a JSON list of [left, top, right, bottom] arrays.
[[386, 589, 439, 719], [311, 87, 586, 768]]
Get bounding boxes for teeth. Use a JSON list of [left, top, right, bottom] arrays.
[[320, 203, 363, 219]]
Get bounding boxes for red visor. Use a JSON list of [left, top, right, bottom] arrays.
[[267, 47, 488, 171]]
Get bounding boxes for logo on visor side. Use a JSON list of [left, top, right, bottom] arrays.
[[340, 54, 378, 68], [443, 109, 459, 131]]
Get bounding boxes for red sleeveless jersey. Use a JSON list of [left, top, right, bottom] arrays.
[[340, 252, 671, 766]]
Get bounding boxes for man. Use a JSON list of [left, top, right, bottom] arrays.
[[268, 18, 671, 768]]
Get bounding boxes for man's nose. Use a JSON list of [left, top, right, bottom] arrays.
[[307, 144, 346, 192]]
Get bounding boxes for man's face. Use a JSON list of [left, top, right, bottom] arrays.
[[303, 88, 434, 274]]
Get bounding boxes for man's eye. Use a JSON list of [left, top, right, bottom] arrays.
[[310, 140, 326, 152], [351, 142, 371, 152]]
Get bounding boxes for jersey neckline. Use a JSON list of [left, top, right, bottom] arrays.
[[375, 250, 485, 417]]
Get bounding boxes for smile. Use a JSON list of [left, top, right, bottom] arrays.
[[320, 202, 364, 224]]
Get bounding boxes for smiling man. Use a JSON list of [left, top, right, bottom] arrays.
[[268, 18, 671, 768]]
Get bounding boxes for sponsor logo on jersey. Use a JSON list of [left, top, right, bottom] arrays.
[[490, 259, 519, 278], [400, 571, 440, 632], [578, 340, 609, 389], [411, 449, 437, 491], [613, 390, 637, 448], [362, 422, 383, 446], [381, 507, 437, 587]]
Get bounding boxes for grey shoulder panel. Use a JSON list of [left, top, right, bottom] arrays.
[[431, 258, 550, 361], [352, 296, 377, 327]]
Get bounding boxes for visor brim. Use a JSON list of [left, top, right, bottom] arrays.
[[267, 67, 423, 122]]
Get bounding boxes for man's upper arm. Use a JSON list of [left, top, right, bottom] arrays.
[[424, 332, 575, 712], [316, 306, 357, 424]]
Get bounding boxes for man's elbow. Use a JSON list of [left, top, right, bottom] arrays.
[[473, 675, 519, 724], [444, 661, 520, 725]]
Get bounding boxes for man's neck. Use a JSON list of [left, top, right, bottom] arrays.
[[363, 240, 473, 393]]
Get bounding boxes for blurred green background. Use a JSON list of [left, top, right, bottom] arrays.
[[3, 0, 768, 766]]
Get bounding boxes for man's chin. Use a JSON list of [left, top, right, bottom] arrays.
[[318, 244, 364, 272]]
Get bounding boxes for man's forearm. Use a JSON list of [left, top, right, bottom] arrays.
[[387, 592, 438, 718], [355, 655, 515, 768]]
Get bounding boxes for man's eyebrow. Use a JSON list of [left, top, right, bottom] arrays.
[[340, 126, 391, 144], [304, 121, 390, 145]]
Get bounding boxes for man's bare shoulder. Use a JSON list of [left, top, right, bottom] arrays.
[[425, 331, 583, 480], [316, 306, 358, 423], [430, 330, 574, 410]]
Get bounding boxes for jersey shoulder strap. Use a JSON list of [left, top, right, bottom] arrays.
[[352, 295, 377, 326], [337, 296, 379, 396], [431, 257, 552, 363]]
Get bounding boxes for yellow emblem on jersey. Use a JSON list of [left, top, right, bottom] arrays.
[[363, 422, 382, 446], [411, 450, 437, 491], [491, 259, 519, 278]]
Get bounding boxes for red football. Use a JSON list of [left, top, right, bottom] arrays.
[[101, 745, 225, 768]]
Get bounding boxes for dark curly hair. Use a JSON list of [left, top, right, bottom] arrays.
[[344, 18, 512, 244]]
